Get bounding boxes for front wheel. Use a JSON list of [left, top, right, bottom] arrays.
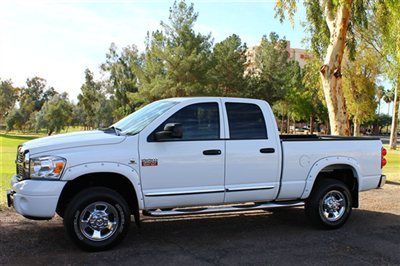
[[305, 178, 352, 229], [63, 187, 131, 251]]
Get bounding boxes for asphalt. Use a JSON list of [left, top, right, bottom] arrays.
[[0, 183, 399, 265]]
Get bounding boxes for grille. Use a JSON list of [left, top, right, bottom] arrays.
[[15, 148, 26, 181]]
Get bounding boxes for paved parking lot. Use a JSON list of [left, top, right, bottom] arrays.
[[1, 183, 399, 265]]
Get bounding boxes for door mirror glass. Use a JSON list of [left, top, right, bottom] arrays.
[[155, 123, 183, 141]]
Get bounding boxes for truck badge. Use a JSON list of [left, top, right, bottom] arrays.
[[142, 159, 158, 167]]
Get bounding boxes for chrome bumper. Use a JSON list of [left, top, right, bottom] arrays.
[[377, 175, 386, 188]]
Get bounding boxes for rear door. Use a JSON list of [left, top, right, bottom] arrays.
[[222, 99, 281, 203]]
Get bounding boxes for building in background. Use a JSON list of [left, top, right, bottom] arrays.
[[244, 41, 310, 77]]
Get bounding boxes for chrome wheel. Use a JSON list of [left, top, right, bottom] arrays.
[[320, 190, 346, 222], [79, 201, 119, 242]]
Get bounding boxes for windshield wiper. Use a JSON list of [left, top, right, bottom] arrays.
[[102, 126, 122, 136]]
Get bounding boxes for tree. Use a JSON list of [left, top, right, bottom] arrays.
[[275, 0, 369, 135], [36, 93, 73, 135], [136, 1, 213, 102], [78, 69, 102, 129], [375, 0, 400, 149], [342, 42, 380, 136], [8, 77, 56, 131], [0, 79, 18, 122], [246, 32, 291, 103], [5, 108, 24, 131], [101, 43, 141, 120], [272, 60, 304, 133], [209, 34, 247, 96], [302, 58, 328, 134], [77, 69, 113, 129]]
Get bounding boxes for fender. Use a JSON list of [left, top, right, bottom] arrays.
[[61, 162, 144, 209], [300, 156, 361, 199]]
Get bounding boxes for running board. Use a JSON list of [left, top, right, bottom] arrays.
[[142, 201, 305, 217]]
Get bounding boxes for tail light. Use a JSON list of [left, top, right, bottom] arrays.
[[381, 147, 387, 168]]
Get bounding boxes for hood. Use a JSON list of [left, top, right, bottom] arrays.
[[23, 130, 126, 155]]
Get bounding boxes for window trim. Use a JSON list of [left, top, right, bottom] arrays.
[[147, 102, 222, 142], [225, 102, 268, 140]]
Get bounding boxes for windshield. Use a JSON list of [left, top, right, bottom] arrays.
[[112, 100, 178, 135]]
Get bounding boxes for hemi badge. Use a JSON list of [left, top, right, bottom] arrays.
[[142, 159, 158, 167]]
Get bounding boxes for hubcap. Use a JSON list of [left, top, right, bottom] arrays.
[[79, 201, 119, 241], [320, 190, 346, 222]]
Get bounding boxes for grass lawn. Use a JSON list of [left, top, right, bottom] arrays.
[[0, 133, 399, 207], [383, 145, 400, 182], [0, 134, 36, 208]]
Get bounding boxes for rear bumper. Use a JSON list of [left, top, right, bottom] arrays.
[[7, 175, 66, 219], [377, 175, 386, 188]]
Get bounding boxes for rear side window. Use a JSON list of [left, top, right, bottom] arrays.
[[154, 102, 220, 141], [226, 103, 267, 139]]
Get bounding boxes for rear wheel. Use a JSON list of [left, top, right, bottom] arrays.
[[305, 178, 352, 229], [63, 187, 130, 251]]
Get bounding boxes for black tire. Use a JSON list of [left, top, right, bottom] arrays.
[[305, 178, 352, 229], [63, 187, 130, 251]]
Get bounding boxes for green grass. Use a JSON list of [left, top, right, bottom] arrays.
[[0, 133, 399, 207], [0, 134, 36, 206], [383, 145, 400, 182]]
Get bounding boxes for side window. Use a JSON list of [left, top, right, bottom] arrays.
[[153, 102, 220, 141], [226, 103, 267, 139]]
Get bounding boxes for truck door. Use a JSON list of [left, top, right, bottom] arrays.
[[139, 100, 225, 209], [222, 100, 280, 203]]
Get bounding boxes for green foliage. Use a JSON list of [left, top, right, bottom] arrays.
[[276, 0, 369, 60], [209, 34, 247, 96], [136, 0, 213, 102], [77, 69, 113, 129], [0, 79, 18, 122], [101, 43, 141, 120], [375, 0, 400, 81], [6, 77, 57, 131], [36, 93, 73, 135], [343, 42, 380, 127], [246, 33, 291, 103]]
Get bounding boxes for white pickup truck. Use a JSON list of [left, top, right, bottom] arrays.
[[7, 97, 387, 251]]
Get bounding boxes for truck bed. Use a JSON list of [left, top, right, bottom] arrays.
[[280, 134, 380, 141], [277, 135, 382, 200]]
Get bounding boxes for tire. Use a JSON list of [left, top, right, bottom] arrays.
[[305, 178, 352, 229], [63, 187, 131, 251]]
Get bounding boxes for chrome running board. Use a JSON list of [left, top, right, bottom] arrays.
[[142, 201, 304, 217]]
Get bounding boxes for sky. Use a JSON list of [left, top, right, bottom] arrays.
[[0, 0, 306, 101], [0, 0, 392, 114]]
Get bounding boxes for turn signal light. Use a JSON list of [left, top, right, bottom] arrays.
[[381, 147, 387, 168], [381, 158, 387, 168], [382, 148, 387, 157]]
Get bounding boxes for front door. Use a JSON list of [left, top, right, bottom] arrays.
[[139, 101, 225, 209]]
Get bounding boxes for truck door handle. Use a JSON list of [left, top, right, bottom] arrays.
[[203, 149, 222, 155], [260, 148, 275, 153]]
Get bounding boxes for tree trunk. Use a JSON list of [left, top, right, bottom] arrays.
[[320, 0, 352, 136], [353, 118, 361, 137], [389, 82, 399, 150], [286, 114, 290, 134], [309, 114, 314, 135]]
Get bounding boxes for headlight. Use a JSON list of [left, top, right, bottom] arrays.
[[29, 156, 66, 180]]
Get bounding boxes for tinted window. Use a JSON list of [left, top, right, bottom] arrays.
[[154, 102, 220, 141], [226, 103, 267, 139]]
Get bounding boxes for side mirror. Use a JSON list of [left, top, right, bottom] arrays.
[[155, 123, 183, 141]]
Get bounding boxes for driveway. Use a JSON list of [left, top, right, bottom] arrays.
[[1, 183, 400, 265]]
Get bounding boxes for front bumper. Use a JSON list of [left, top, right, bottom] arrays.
[[377, 175, 386, 188], [7, 175, 66, 219]]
